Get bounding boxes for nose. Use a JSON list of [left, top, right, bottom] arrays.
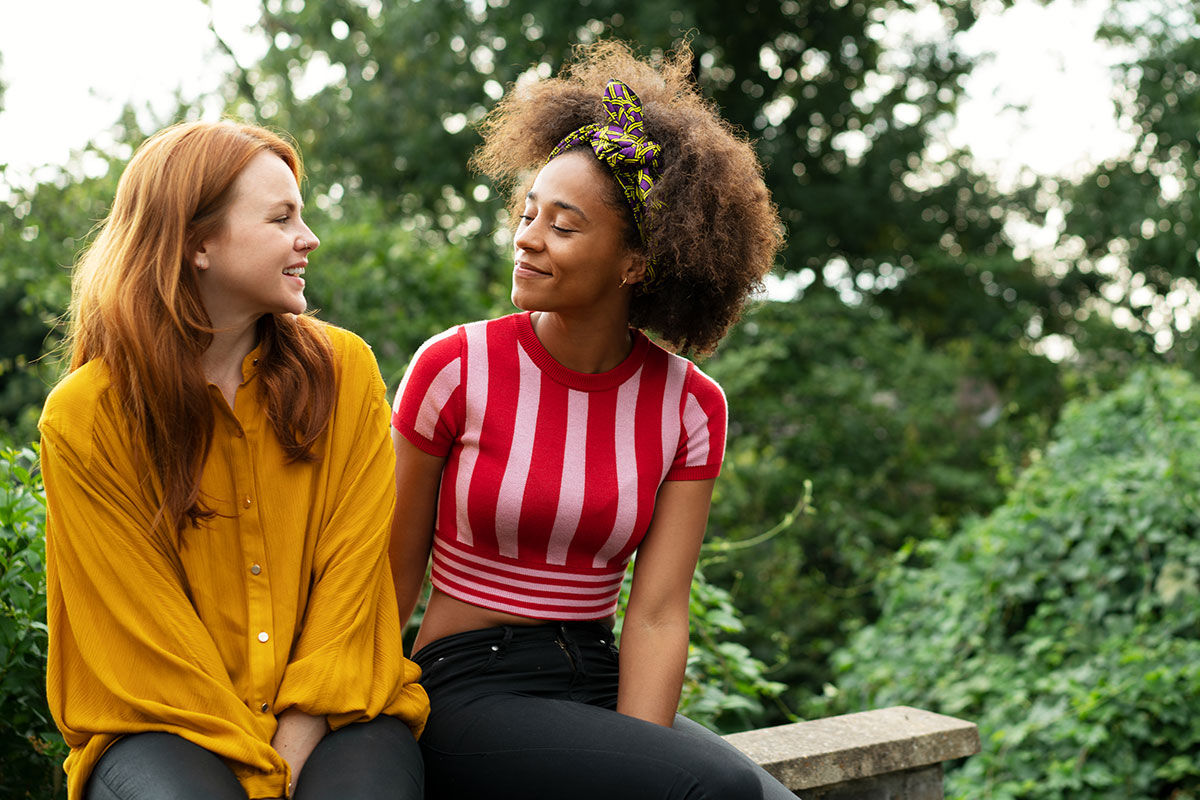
[[296, 225, 320, 252], [513, 219, 541, 253]]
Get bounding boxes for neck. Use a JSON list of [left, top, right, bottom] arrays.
[[530, 311, 633, 374], [202, 316, 262, 407]]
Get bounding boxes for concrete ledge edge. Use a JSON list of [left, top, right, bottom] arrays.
[[723, 705, 982, 791]]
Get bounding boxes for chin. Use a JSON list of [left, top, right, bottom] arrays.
[[283, 295, 308, 316], [510, 288, 534, 312]]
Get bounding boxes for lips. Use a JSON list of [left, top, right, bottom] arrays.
[[514, 260, 549, 276]]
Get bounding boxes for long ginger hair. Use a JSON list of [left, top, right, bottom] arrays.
[[67, 120, 336, 530]]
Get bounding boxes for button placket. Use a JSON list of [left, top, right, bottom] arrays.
[[229, 419, 275, 718]]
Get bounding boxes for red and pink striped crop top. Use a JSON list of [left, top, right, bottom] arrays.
[[391, 312, 727, 620]]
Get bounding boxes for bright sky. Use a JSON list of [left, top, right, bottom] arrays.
[[0, 0, 1130, 190], [952, 0, 1133, 184], [0, 0, 264, 187]]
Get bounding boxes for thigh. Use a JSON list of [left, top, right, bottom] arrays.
[[421, 692, 765, 800], [670, 714, 799, 800], [85, 732, 247, 800], [295, 715, 423, 800]]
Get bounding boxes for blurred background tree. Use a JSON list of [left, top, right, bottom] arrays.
[[1056, 0, 1200, 365], [0, 155, 120, 441]]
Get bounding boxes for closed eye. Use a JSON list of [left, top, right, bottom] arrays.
[[518, 209, 575, 233]]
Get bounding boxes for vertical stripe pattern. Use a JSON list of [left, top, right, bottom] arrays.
[[493, 345, 542, 558], [546, 390, 589, 565], [454, 321, 491, 546], [592, 367, 645, 568], [392, 313, 727, 620]]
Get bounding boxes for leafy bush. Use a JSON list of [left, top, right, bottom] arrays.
[[610, 555, 786, 735], [0, 444, 65, 798], [680, 565, 788, 732], [701, 293, 1059, 720], [818, 368, 1200, 799]]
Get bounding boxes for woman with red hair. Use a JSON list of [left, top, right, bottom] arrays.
[[39, 120, 428, 800]]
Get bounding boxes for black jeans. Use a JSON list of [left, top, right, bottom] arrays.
[[413, 621, 796, 800], [85, 714, 423, 800]]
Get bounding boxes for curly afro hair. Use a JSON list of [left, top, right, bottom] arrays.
[[472, 40, 784, 355]]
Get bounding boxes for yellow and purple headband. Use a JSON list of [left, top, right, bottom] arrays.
[[547, 79, 662, 288]]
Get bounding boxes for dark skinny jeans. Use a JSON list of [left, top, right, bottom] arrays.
[[413, 621, 797, 800], [84, 714, 422, 800]]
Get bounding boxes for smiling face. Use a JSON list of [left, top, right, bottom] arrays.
[[511, 151, 644, 319], [193, 151, 318, 328]]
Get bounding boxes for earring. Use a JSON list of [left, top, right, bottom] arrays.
[[619, 276, 628, 288]]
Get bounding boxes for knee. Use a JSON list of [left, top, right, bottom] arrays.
[[86, 733, 244, 800], [696, 761, 764, 800]]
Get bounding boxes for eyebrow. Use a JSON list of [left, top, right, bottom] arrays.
[[269, 199, 304, 213], [526, 191, 588, 222]]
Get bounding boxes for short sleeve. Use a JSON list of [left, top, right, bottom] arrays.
[[391, 326, 464, 456], [666, 363, 727, 481]]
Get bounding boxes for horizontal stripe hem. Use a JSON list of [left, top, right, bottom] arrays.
[[431, 576, 620, 621], [435, 537, 627, 583]]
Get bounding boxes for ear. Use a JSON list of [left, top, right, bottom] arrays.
[[622, 250, 648, 286], [192, 242, 209, 271]]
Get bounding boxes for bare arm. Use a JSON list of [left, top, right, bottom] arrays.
[[389, 428, 446, 628], [271, 707, 328, 795], [617, 478, 716, 726]]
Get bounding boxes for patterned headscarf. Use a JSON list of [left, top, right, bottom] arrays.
[[547, 79, 663, 289]]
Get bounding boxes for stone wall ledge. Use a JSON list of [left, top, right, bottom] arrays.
[[724, 705, 981, 798]]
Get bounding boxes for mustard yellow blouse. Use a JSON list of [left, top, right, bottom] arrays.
[[39, 324, 428, 799]]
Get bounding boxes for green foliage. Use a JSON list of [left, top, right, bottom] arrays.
[[701, 292, 1059, 718], [0, 151, 123, 443], [682, 566, 788, 733], [234, 0, 1056, 352], [611, 558, 786, 734], [819, 367, 1200, 799], [1057, 0, 1200, 366], [0, 443, 65, 799]]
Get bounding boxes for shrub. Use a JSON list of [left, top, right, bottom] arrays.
[[0, 444, 65, 798], [612, 560, 786, 734], [819, 368, 1200, 799], [701, 294, 1059, 721]]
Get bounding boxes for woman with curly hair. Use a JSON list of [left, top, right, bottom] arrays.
[[389, 41, 791, 798], [39, 120, 428, 800]]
